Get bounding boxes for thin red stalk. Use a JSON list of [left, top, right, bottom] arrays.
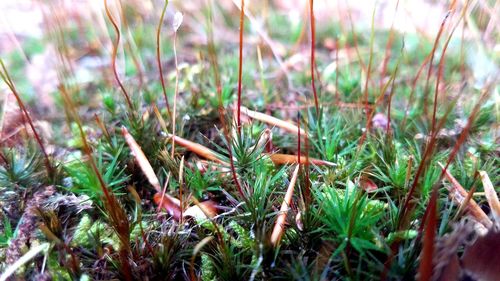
[[104, 0, 134, 111], [358, 50, 401, 148], [61, 86, 132, 281], [127, 186, 155, 256], [400, 86, 491, 229], [207, 0, 245, 199], [290, 5, 308, 55], [228, 145, 246, 199], [335, 38, 340, 103], [236, 0, 245, 132], [345, 4, 367, 73], [0, 60, 53, 176], [401, 53, 432, 128], [156, 0, 172, 117], [171, 30, 180, 157], [401, 5, 468, 226], [304, 113, 311, 205], [422, 10, 452, 118], [179, 157, 184, 224], [117, 0, 145, 88], [416, 89, 485, 276], [206, 0, 223, 121], [459, 19, 467, 81], [386, 63, 398, 136], [398, 94, 459, 228], [418, 188, 438, 281], [431, 3, 468, 133], [59, 86, 113, 204], [94, 114, 112, 144], [297, 112, 301, 166], [435, 88, 490, 192], [309, 0, 319, 116], [363, 7, 376, 128], [0, 151, 8, 165], [379, 0, 400, 91], [44, 3, 76, 83]]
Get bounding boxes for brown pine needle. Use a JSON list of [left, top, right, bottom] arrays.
[[165, 133, 227, 165], [166, 133, 334, 166], [240, 106, 307, 137], [122, 127, 181, 218], [271, 165, 300, 247], [439, 163, 492, 228], [268, 153, 335, 166], [479, 171, 500, 221]]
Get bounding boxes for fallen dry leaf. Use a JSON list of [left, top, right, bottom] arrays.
[[358, 176, 378, 192], [122, 126, 181, 219], [240, 106, 307, 137], [164, 133, 227, 165], [439, 163, 492, 228], [271, 165, 300, 247], [479, 170, 500, 222], [268, 153, 335, 166], [167, 134, 335, 166]]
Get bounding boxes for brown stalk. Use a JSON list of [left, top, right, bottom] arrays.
[[94, 114, 111, 144], [401, 52, 432, 128], [116, 1, 145, 88], [0, 60, 53, 177], [335, 38, 340, 103], [179, 156, 185, 223], [207, 0, 245, 199], [397, 94, 459, 229], [309, 0, 319, 115], [104, 0, 134, 111], [359, 55, 401, 147], [304, 110, 311, 205], [156, 0, 172, 117], [236, 0, 245, 132], [379, 0, 400, 91], [362, 6, 376, 122], [60, 86, 132, 280], [418, 189, 438, 281], [386, 65, 399, 136], [431, 2, 469, 133], [422, 9, 453, 118], [400, 85, 490, 229], [171, 14, 182, 158], [297, 112, 302, 166], [270, 165, 300, 247]]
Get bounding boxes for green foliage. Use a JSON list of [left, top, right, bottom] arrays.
[[314, 180, 385, 254], [0, 216, 13, 247], [63, 143, 128, 202], [1, 1, 497, 279], [0, 148, 43, 190]]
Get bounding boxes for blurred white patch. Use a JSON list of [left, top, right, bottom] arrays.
[[173, 12, 183, 32], [466, 45, 499, 89]]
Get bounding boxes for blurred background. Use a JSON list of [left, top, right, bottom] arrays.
[[0, 0, 498, 145]]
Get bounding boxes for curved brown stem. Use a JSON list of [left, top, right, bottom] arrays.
[[104, 0, 134, 111]]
